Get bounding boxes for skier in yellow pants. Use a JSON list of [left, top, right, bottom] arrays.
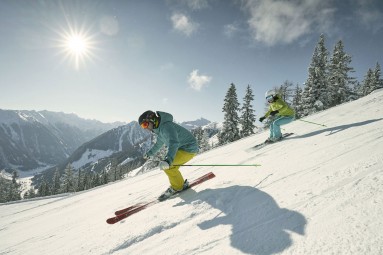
[[138, 110, 199, 200], [164, 150, 196, 191]]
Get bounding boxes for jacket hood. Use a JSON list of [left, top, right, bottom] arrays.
[[156, 111, 173, 127]]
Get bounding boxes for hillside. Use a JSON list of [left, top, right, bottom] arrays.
[[0, 110, 124, 172], [1, 89, 383, 255]]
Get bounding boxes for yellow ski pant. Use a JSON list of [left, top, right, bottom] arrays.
[[164, 150, 196, 191]]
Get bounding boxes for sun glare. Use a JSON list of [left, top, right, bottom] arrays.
[[66, 35, 87, 55], [56, 26, 97, 70]]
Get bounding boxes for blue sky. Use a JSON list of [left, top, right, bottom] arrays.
[[0, 0, 382, 124]]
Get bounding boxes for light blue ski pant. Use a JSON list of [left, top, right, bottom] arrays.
[[269, 116, 295, 139]]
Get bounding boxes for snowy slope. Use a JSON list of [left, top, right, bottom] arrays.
[[1, 90, 383, 255]]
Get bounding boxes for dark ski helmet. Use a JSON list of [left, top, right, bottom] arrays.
[[138, 110, 158, 128]]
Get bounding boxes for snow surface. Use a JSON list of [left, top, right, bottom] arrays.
[[1, 90, 383, 255]]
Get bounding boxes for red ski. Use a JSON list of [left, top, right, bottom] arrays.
[[106, 172, 216, 224]]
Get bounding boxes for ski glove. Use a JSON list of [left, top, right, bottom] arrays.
[[270, 110, 279, 116], [159, 160, 170, 170], [259, 116, 265, 122]]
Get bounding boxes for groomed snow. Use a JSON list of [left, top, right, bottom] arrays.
[[1, 89, 383, 255]]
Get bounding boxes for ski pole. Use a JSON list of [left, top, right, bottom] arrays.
[[298, 119, 327, 127], [173, 164, 261, 167]]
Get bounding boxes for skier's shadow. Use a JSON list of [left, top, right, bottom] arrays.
[[176, 185, 307, 255], [291, 118, 383, 138]]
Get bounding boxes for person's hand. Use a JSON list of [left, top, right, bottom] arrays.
[[259, 116, 265, 122], [159, 160, 170, 170], [270, 110, 279, 116]]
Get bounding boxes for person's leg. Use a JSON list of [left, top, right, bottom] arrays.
[[271, 116, 294, 140], [269, 121, 276, 139], [164, 150, 196, 191]]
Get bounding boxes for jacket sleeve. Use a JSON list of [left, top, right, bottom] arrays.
[[265, 100, 284, 117], [146, 138, 164, 157], [163, 124, 180, 165]]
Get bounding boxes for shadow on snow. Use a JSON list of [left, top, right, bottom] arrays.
[[176, 185, 307, 255], [292, 118, 383, 138]]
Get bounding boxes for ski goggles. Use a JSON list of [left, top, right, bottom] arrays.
[[266, 95, 274, 102], [140, 120, 150, 129]]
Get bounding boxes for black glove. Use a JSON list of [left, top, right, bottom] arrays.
[[270, 110, 279, 116], [259, 116, 265, 122]]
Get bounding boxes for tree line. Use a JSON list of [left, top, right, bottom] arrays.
[[217, 34, 382, 146]]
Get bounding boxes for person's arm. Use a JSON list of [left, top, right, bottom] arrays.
[[163, 125, 180, 165], [146, 138, 164, 157]]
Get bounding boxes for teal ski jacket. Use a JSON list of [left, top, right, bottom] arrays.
[[146, 111, 199, 164]]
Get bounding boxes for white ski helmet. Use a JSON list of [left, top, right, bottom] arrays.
[[265, 90, 276, 99]]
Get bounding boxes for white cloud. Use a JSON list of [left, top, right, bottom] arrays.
[[243, 0, 335, 46], [224, 23, 240, 37], [355, 0, 383, 33], [187, 69, 212, 91], [167, 0, 209, 10], [184, 0, 209, 10], [171, 13, 198, 36]]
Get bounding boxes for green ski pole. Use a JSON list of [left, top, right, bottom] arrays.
[[298, 119, 327, 127], [173, 164, 261, 167]]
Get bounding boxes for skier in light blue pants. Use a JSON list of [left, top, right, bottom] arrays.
[[259, 90, 295, 143], [269, 116, 295, 139]]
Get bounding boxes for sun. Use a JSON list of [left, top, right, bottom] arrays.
[[66, 35, 88, 55], [56, 26, 97, 70]]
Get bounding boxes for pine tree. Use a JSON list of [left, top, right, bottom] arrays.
[[24, 187, 36, 199], [192, 127, 203, 149], [292, 84, 304, 118], [77, 169, 84, 191], [328, 40, 356, 107], [277, 81, 294, 103], [373, 62, 383, 91], [7, 182, 21, 202], [192, 127, 211, 152], [0, 176, 20, 202], [92, 172, 100, 187], [62, 164, 75, 193], [199, 129, 211, 152], [8, 170, 21, 201], [302, 34, 329, 115], [38, 178, 50, 197], [51, 168, 61, 195], [362, 68, 375, 95], [351, 81, 363, 99], [240, 85, 257, 137], [83, 171, 92, 190], [12, 170, 18, 184], [218, 83, 241, 145], [101, 168, 109, 185]]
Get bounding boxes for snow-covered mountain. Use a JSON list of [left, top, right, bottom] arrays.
[[0, 110, 124, 172], [33, 118, 220, 185], [179, 118, 211, 130], [1, 90, 382, 254], [33, 121, 152, 183]]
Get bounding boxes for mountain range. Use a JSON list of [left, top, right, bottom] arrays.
[[32, 117, 219, 185], [0, 109, 220, 186], [0, 110, 124, 172]]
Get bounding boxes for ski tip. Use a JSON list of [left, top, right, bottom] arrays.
[[106, 218, 118, 224]]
